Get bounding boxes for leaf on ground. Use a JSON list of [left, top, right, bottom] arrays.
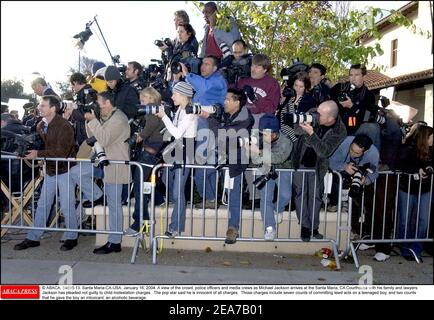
[[223, 261, 232, 266], [205, 247, 212, 253], [239, 260, 251, 265]]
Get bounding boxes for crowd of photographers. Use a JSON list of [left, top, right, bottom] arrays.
[[1, 2, 432, 260]]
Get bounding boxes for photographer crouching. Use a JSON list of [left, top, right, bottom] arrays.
[[125, 87, 165, 235], [246, 115, 293, 241], [84, 91, 131, 254], [328, 134, 379, 243], [290, 100, 346, 241]]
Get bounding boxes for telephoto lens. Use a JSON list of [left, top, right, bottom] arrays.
[[136, 104, 161, 116], [185, 104, 217, 115], [219, 42, 231, 59]]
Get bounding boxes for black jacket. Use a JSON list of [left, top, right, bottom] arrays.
[[109, 80, 140, 119], [331, 81, 376, 135], [310, 81, 331, 107], [209, 106, 254, 178], [395, 142, 433, 194]]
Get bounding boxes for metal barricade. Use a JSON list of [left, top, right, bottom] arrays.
[[0, 154, 146, 264], [148, 164, 345, 269], [343, 171, 433, 268]]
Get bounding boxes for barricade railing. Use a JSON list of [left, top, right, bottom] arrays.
[[148, 163, 345, 269], [0, 154, 147, 264], [343, 171, 433, 268]]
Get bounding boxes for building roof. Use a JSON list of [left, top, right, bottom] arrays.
[[337, 68, 433, 90], [358, 1, 418, 43], [338, 70, 391, 88], [368, 68, 433, 89]]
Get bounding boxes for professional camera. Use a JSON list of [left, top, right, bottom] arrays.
[[282, 111, 319, 128], [170, 54, 201, 75], [1, 130, 44, 157], [425, 166, 433, 175], [280, 58, 309, 97], [221, 53, 252, 85], [337, 84, 356, 102], [154, 38, 172, 48], [75, 87, 100, 118], [86, 136, 109, 167], [253, 168, 278, 190], [346, 162, 374, 198], [143, 60, 166, 90]]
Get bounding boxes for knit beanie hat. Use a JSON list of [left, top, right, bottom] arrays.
[[172, 81, 194, 98], [104, 65, 121, 81]]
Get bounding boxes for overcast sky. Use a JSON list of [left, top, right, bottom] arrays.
[[1, 1, 408, 95]]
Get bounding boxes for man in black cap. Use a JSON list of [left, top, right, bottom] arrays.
[[104, 65, 139, 119]]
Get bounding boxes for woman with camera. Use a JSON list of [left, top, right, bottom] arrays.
[[166, 23, 199, 84], [125, 87, 165, 235], [396, 124, 433, 261], [155, 81, 198, 238], [278, 71, 316, 142]]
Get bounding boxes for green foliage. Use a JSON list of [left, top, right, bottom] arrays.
[[1, 79, 32, 102], [191, 1, 431, 82]]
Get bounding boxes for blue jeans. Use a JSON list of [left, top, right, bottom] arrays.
[[260, 171, 292, 229], [227, 174, 242, 230], [70, 162, 103, 202], [397, 190, 431, 257], [131, 151, 158, 230], [194, 121, 217, 201], [27, 171, 77, 241], [105, 183, 123, 244], [167, 166, 190, 233]]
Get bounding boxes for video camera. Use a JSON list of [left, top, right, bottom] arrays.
[[221, 53, 252, 85], [345, 162, 374, 198], [1, 130, 44, 157], [280, 58, 309, 99], [86, 136, 108, 167], [253, 167, 278, 190], [282, 111, 320, 128]]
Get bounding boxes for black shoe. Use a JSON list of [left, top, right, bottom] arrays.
[[82, 196, 104, 208], [60, 239, 78, 251], [93, 242, 121, 254], [14, 239, 40, 250], [301, 227, 311, 242], [312, 229, 324, 239], [121, 200, 128, 206]]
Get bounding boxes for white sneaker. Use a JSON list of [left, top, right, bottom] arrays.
[[374, 252, 390, 262], [274, 211, 283, 224], [359, 243, 375, 251], [124, 227, 139, 236], [264, 226, 275, 241]]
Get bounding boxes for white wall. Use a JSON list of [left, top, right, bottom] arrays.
[[363, 1, 433, 78]]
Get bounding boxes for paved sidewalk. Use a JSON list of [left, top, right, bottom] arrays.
[[1, 230, 432, 284]]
